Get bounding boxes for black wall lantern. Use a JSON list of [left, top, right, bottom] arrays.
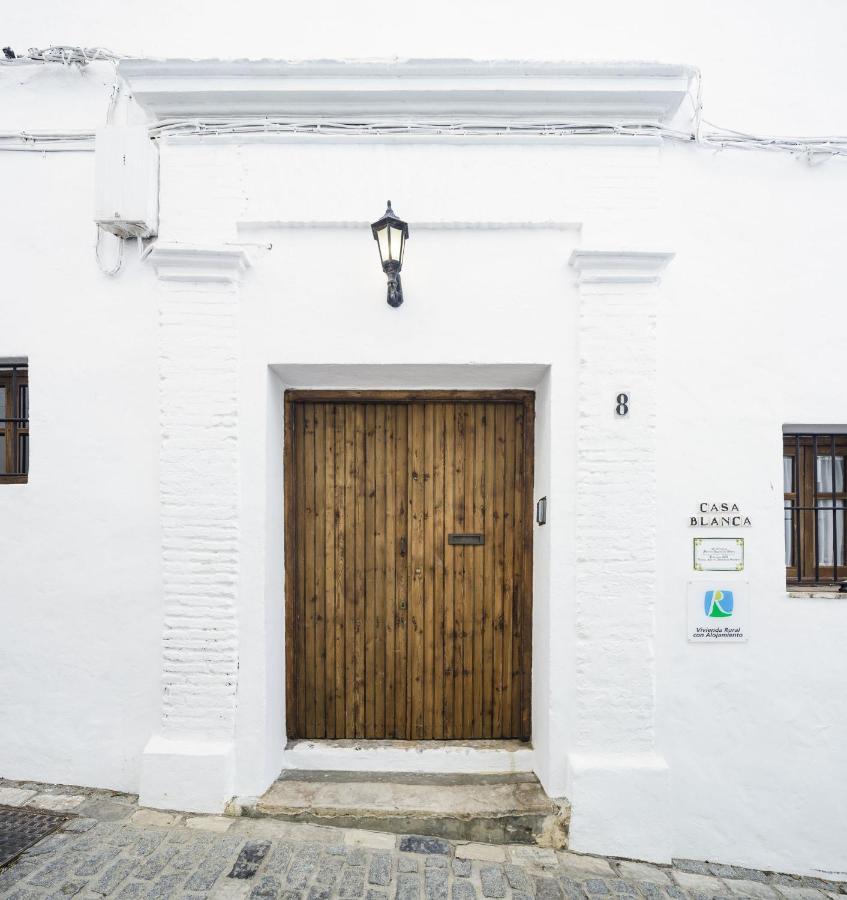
[[371, 201, 409, 307]]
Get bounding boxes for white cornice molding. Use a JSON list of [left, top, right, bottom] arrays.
[[119, 59, 696, 128], [148, 243, 251, 285], [569, 249, 675, 285]]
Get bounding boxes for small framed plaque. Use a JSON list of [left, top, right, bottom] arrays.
[[694, 537, 744, 571]]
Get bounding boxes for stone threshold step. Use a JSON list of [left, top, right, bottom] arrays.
[[233, 771, 569, 847]]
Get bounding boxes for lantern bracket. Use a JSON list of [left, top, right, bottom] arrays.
[[385, 265, 403, 308]]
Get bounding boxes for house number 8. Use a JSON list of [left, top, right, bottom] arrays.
[[615, 392, 630, 417]]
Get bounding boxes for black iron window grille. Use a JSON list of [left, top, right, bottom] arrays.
[[784, 432, 846, 587], [0, 359, 28, 483]]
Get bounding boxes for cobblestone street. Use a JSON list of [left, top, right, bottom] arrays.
[[0, 782, 844, 900]]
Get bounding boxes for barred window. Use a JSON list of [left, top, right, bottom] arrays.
[[0, 359, 28, 483], [784, 431, 846, 586]]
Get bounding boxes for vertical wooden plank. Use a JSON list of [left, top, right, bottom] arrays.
[[462, 404, 475, 738], [314, 404, 327, 738], [327, 410, 337, 733], [511, 401, 525, 738], [443, 405, 455, 739], [395, 403, 409, 738], [333, 406, 346, 739], [472, 402, 485, 739], [453, 404, 467, 739], [292, 404, 304, 735], [384, 405, 396, 737], [432, 403, 446, 739], [409, 403, 425, 739], [283, 400, 298, 737], [374, 405, 387, 737], [423, 403, 435, 739], [344, 404, 356, 738], [519, 396, 535, 740], [323, 405, 336, 738], [354, 403, 367, 738], [501, 403, 516, 739], [492, 403, 506, 738], [296, 402, 309, 737], [482, 402, 496, 737], [292, 403, 303, 736], [364, 404, 376, 738], [303, 403, 316, 737]]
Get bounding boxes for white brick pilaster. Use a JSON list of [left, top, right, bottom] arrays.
[[140, 244, 249, 814], [566, 249, 674, 863]]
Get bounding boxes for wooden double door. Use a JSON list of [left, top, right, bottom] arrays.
[[284, 391, 534, 741]]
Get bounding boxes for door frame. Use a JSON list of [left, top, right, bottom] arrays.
[[282, 388, 535, 741]]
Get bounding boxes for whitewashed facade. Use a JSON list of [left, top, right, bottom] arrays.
[[2, 0, 846, 882]]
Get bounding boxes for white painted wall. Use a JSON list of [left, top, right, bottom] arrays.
[[655, 144, 847, 876], [2, 4, 847, 878], [0, 151, 162, 793]]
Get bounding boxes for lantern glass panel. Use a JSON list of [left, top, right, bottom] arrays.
[[389, 224, 405, 264], [377, 227, 390, 266]]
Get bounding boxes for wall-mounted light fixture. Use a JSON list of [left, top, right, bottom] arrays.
[[536, 497, 547, 526], [371, 201, 409, 307]]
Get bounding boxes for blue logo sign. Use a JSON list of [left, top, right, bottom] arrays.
[[704, 589, 734, 618]]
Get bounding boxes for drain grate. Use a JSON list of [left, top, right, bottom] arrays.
[[0, 804, 70, 868]]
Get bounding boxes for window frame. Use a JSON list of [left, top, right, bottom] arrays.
[[784, 433, 846, 586], [0, 361, 28, 484]]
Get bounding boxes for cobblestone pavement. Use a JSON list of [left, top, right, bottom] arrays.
[[0, 781, 844, 900]]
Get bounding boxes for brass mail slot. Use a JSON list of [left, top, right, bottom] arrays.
[[448, 533, 484, 546]]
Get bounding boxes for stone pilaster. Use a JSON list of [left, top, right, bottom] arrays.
[[566, 249, 674, 862], [140, 243, 250, 813]]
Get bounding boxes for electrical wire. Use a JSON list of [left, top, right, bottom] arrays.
[[95, 225, 124, 276], [150, 118, 698, 141], [0, 130, 95, 151], [106, 76, 122, 124], [0, 46, 123, 66], [5, 118, 847, 158], [137, 235, 156, 261], [149, 117, 847, 159], [699, 119, 847, 159]]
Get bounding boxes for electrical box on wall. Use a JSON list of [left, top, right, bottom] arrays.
[[94, 126, 158, 238]]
